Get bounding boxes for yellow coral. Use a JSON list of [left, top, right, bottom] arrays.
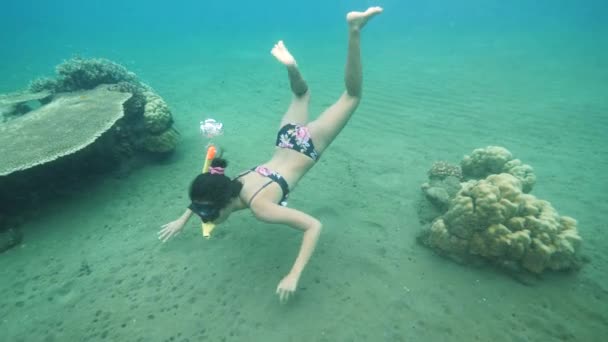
[[506, 230, 531, 260], [422, 173, 583, 274], [460, 146, 536, 193], [505, 217, 526, 231], [504, 159, 536, 193], [428, 219, 468, 255], [522, 241, 553, 274]]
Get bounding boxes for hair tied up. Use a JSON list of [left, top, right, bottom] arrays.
[[209, 166, 225, 175], [210, 157, 228, 168]]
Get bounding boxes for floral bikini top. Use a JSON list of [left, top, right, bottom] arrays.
[[234, 166, 289, 207]]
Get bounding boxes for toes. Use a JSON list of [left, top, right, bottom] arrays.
[[369, 6, 383, 15]]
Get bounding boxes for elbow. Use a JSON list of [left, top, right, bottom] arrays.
[[310, 220, 322, 234]]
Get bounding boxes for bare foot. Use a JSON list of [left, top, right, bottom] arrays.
[[271, 40, 297, 67], [347, 6, 383, 31]]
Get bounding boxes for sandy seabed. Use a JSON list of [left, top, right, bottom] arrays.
[[1, 30, 607, 342]]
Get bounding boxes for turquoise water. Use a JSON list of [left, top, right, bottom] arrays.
[[1, 1, 607, 341]]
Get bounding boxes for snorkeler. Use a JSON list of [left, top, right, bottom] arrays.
[[158, 7, 383, 302]]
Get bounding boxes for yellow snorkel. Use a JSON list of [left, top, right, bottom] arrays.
[[198, 118, 224, 239], [200, 144, 217, 238]]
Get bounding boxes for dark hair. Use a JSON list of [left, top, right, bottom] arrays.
[[189, 158, 243, 208]]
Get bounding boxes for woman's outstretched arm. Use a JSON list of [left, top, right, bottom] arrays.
[[158, 209, 194, 242], [250, 200, 322, 302]]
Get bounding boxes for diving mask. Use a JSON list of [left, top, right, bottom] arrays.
[[189, 202, 220, 223]]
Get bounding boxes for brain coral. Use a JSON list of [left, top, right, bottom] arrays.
[[143, 91, 173, 134]]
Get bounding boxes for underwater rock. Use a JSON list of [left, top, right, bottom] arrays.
[[0, 227, 23, 253], [421, 176, 462, 208]]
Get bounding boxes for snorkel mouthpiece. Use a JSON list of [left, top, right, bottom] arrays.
[[188, 201, 219, 239], [202, 222, 216, 238]]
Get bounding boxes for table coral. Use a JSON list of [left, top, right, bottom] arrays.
[[0, 85, 132, 176], [24, 57, 180, 156]]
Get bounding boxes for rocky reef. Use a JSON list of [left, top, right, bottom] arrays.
[[0, 57, 182, 253], [27, 57, 180, 155]]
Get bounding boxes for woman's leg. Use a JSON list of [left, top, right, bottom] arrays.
[[271, 41, 311, 128], [307, 7, 383, 154]]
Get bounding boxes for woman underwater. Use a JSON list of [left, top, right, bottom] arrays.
[[159, 7, 383, 302]]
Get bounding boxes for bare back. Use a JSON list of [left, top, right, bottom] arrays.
[[237, 146, 315, 207]]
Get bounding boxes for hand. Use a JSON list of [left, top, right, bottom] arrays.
[[158, 219, 185, 242], [276, 273, 299, 303]]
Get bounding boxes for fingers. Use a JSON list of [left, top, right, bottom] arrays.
[[157, 225, 178, 243], [276, 287, 293, 303], [160, 232, 171, 243], [158, 224, 170, 237], [157, 226, 169, 238], [163, 229, 179, 243], [276, 285, 284, 302], [158, 230, 169, 242], [278, 289, 287, 303]]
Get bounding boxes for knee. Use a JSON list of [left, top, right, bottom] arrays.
[[294, 89, 311, 103], [342, 92, 361, 108], [302, 89, 311, 101]]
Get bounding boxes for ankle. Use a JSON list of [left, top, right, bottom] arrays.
[[286, 63, 298, 71], [348, 26, 361, 35]]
